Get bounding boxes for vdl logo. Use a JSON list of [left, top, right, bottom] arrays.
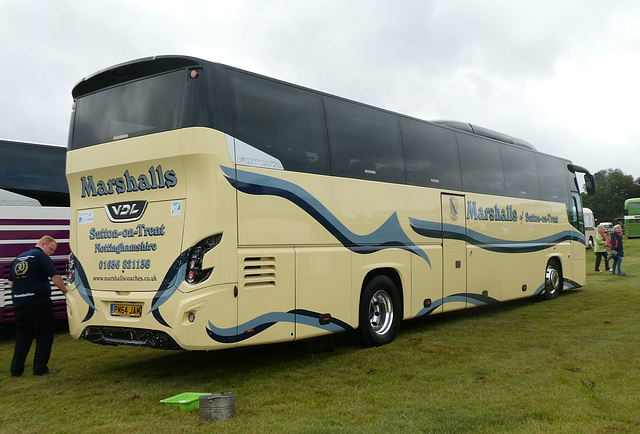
[[105, 200, 148, 223]]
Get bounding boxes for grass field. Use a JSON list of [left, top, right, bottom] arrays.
[[2, 240, 640, 433]]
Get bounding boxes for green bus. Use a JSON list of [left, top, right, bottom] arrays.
[[624, 198, 640, 238]]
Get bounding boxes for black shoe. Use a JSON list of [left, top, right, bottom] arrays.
[[11, 374, 21, 378], [35, 370, 60, 376]]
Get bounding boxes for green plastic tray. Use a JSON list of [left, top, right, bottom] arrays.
[[160, 392, 211, 411]]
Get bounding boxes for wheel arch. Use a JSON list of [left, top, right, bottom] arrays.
[[547, 255, 563, 279], [361, 267, 404, 318], [356, 267, 404, 347], [543, 255, 564, 300]]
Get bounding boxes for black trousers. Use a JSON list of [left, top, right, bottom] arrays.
[[594, 252, 610, 271], [11, 302, 55, 376]]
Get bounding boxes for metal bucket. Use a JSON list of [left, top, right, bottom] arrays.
[[199, 392, 236, 421]]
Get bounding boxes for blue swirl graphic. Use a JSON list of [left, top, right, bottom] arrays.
[[72, 257, 97, 322], [409, 218, 585, 253], [206, 309, 354, 343], [149, 249, 190, 328], [415, 292, 500, 318], [417, 278, 577, 318], [221, 166, 430, 266]]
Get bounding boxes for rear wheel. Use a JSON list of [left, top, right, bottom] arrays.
[[543, 260, 562, 300], [358, 275, 401, 347]]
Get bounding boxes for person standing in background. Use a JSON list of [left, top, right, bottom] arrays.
[[594, 224, 610, 272], [610, 224, 625, 276], [9, 236, 68, 377]]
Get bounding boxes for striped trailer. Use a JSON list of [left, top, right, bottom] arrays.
[[0, 190, 70, 324]]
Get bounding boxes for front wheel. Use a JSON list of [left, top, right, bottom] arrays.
[[358, 275, 402, 347], [543, 260, 562, 300]]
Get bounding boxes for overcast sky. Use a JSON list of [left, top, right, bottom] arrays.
[[2, 1, 640, 184]]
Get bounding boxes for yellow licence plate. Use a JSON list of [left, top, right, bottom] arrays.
[[110, 304, 142, 317]]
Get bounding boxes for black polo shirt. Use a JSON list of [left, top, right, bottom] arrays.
[[9, 246, 59, 309]]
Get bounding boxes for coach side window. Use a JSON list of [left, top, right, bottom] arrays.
[[400, 118, 462, 191], [536, 153, 569, 203], [324, 97, 405, 184], [229, 71, 330, 175], [501, 145, 540, 200], [457, 133, 506, 196]]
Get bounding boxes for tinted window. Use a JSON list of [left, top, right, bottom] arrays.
[[457, 133, 505, 196], [501, 145, 540, 199], [0, 141, 68, 206], [325, 97, 404, 183], [72, 70, 185, 149], [569, 194, 583, 232], [229, 71, 330, 175], [400, 119, 461, 190], [566, 164, 578, 193], [536, 154, 569, 203]]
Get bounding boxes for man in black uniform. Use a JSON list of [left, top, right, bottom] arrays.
[[9, 235, 68, 377]]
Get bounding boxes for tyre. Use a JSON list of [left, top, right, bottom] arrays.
[[543, 260, 562, 300], [358, 275, 401, 347]]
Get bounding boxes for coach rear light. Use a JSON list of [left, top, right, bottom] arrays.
[[185, 234, 223, 285], [186, 270, 196, 284], [188, 246, 202, 268], [67, 253, 76, 284]]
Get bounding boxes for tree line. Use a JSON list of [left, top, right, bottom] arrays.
[[581, 169, 640, 224]]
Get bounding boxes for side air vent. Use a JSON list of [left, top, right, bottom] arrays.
[[243, 257, 276, 289]]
